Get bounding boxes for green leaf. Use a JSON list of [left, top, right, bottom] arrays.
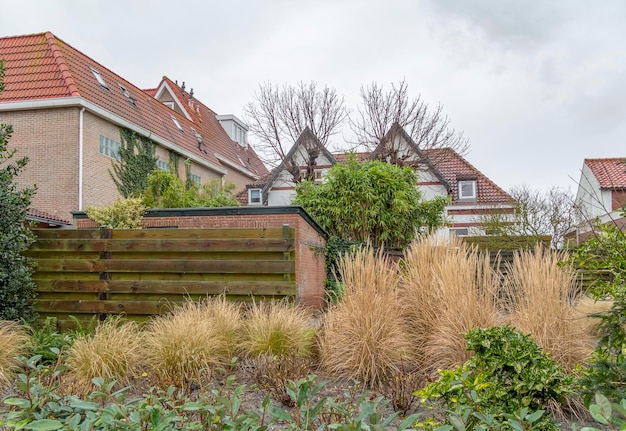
[[23, 419, 64, 431]]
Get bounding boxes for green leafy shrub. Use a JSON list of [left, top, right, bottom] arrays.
[[85, 196, 146, 228], [0, 66, 38, 322], [417, 326, 573, 431]]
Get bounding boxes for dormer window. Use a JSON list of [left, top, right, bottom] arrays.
[[170, 115, 184, 132], [249, 189, 262, 205], [458, 180, 477, 200], [118, 84, 136, 105], [89, 67, 108, 89], [163, 101, 174, 109]]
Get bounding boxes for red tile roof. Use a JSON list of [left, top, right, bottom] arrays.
[[585, 158, 626, 189], [423, 148, 512, 205], [0, 31, 268, 179], [26, 208, 71, 225]]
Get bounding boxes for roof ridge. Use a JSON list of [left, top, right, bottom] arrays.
[[44, 32, 80, 97]]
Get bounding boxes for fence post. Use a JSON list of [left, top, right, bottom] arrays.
[[98, 227, 112, 321]]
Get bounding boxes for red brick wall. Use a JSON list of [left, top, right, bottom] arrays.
[[76, 208, 328, 309]]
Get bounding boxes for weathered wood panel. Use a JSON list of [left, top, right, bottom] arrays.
[[31, 227, 297, 325]]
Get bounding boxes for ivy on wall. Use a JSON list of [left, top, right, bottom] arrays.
[[109, 128, 158, 198]]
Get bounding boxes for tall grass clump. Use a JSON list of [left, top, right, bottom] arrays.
[[318, 246, 413, 388], [399, 236, 501, 377], [144, 297, 242, 388], [504, 245, 595, 371], [0, 320, 30, 385], [239, 299, 315, 358], [64, 317, 144, 392]]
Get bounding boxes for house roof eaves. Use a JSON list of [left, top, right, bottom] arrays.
[[0, 96, 228, 176], [214, 153, 259, 180]]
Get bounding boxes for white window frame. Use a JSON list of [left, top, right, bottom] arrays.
[[458, 180, 477, 200], [157, 160, 170, 172], [90, 67, 108, 89], [248, 188, 262, 205], [99, 135, 120, 160], [189, 173, 201, 187], [170, 115, 184, 132]]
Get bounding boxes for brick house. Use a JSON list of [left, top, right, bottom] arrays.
[[242, 123, 514, 238], [0, 32, 268, 222]]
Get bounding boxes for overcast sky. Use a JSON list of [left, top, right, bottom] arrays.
[[2, 0, 625, 193]]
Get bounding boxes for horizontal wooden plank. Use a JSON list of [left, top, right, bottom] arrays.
[[35, 259, 295, 274], [33, 229, 101, 239], [34, 279, 296, 295], [30, 238, 295, 253], [34, 296, 291, 315], [110, 228, 293, 240]]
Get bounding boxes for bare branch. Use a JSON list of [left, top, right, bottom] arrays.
[[350, 79, 469, 159]]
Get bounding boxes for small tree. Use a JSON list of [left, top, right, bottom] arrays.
[[110, 128, 158, 198], [0, 59, 38, 322], [293, 155, 448, 249]]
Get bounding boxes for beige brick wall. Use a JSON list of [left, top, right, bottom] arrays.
[[1, 108, 80, 221]]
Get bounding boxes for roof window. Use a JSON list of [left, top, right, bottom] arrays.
[[89, 67, 108, 89], [170, 115, 184, 132], [118, 84, 136, 105]]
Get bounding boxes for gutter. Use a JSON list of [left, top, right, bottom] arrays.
[[78, 107, 85, 210]]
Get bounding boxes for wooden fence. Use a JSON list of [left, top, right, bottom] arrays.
[[28, 227, 296, 328]]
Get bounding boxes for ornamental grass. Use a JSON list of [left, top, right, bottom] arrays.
[[0, 320, 30, 386], [399, 236, 501, 377], [503, 245, 596, 372], [143, 296, 243, 388], [239, 299, 315, 358], [318, 246, 414, 388], [64, 317, 144, 393]]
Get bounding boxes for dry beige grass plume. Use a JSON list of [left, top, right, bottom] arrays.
[[504, 245, 596, 371], [400, 236, 501, 377], [318, 246, 414, 388]]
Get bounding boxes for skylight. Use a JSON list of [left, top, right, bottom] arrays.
[[171, 115, 184, 132], [89, 67, 108, 89], [118, 84, 136, 105]]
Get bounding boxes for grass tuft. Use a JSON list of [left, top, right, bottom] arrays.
[[0, 320, 30, 386], [144, 297, 242, 388], [318, 246, 414, 388], [239, 299, 315, 358], [64, 317, 144, 393]]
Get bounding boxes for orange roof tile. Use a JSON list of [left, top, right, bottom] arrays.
[[585, 158, 626, 189], [0, 31, 268, 179], [423, 148, 512, 205]]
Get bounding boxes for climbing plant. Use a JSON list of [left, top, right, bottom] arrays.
[[109, 128, 158, 198]]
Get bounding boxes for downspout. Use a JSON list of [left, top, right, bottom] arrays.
[[78, 107, 85, 211]]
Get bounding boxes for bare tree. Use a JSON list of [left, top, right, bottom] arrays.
[[479, 185, 577, 249], [243, 81, 348, 171], [350, 80, 469, 161]]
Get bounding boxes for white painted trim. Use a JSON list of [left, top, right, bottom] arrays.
[[214, 153, 259, 180], [0, 97, 228, 175], [153, 82, 192, 121]]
